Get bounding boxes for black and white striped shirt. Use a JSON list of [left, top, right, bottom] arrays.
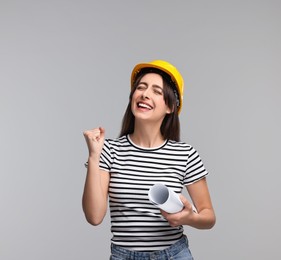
[[99, 135, 208, 251]]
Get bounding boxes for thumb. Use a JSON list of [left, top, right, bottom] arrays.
[[179, 195, 198, 213], [179, 194, 191, 208], [99, 127, 105, 138]]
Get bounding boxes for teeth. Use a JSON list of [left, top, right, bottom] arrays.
[[138, 103, 152, 109]]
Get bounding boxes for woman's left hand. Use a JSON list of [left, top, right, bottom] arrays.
[[161, 195, 196, 227]]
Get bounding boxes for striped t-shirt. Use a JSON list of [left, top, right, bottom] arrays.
[[99, 135, 208, 251]]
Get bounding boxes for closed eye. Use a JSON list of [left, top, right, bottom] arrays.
[[136, 83, 163, 95], [153, 86, 163, 95], [136, 84, 147, 90], [153, 89, 162, 95]]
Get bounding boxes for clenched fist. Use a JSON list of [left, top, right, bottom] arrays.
[[83, 127, 105, 158]]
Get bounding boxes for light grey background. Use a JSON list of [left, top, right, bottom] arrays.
[[1, 0, 280, 259]]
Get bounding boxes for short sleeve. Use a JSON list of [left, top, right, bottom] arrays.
[[184, 146, 209, 185], [99, 139, 113, 172]]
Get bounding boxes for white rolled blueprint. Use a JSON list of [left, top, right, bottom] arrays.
[[148, 183, 184, 213]]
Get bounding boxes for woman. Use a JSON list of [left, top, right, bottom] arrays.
[[83, 60, 216, 259]]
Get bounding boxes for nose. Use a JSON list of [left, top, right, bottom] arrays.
[[142, 88, 151, 99]]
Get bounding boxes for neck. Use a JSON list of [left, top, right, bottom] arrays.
[[130, 121, 165, 148]]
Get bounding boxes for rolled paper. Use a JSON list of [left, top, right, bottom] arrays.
[[148, 183, 198, 214], [148, 183, 184, 213]]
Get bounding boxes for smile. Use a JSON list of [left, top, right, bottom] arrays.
[[137, 102, 153, 110]]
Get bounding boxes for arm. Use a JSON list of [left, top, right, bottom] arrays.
[[161, 178, 216, 229], [82, 127, 110, 226]]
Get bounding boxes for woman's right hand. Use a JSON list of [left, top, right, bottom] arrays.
[[83, 127, 105, 158], [82, 127, 109, 225]]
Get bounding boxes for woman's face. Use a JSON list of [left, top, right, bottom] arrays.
[[131, 73, 172, 122]]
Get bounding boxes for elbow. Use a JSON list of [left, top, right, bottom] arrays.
[[207, 213, 216, 229], [82, 200, 106, 226], [85, 214, 104, 226], [87, 218, 103, 226], [208, 221, 216, 230], [83, 205, 105, 226], [196, 210, 216, 230]]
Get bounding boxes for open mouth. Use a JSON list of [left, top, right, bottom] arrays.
[[137, 102, 153, 110]]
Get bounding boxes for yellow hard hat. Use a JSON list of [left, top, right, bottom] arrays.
[[131, 60, 184, 114]]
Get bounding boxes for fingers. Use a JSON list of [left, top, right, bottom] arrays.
[[161, 209, 181, 227], [83, 127, 105, 156], [160, 196, 195, 227], [179, 195, 197, 213], [160, 209, 168, 218], [179, 194, 190, 207], [83, 127, 105, 142]]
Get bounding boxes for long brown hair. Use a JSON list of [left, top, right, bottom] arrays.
[[119, 69, 180, 141]]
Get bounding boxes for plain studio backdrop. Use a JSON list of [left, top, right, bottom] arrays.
[[1, 0, 280, 259]]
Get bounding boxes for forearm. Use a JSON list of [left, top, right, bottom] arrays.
[[162, 193, 216, 229], [184, 178, 216, 229], [187, 208, 216, 229], [82, 156, 108, 225]]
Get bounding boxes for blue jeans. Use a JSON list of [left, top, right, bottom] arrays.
[[110, 235, 194, 260]]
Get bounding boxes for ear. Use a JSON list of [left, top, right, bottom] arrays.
[[166, 105, 174, 114]]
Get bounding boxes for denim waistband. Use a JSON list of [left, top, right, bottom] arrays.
[[111, 235, 189, 259]]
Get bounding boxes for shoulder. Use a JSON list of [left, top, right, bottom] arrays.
[[104, 135, 130, 149], [161, 140, 197, 159], [166, 140, 203, 159], [166, 140, 194, 151], [105, 135, 127, 144]]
